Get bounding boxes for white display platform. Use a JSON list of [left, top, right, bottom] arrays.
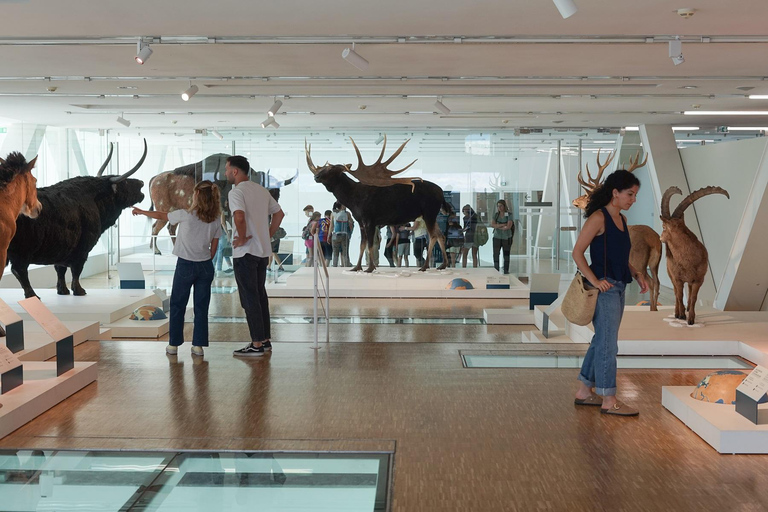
[[0, 362, 98, 439], [662, 386, 768, 454], [0, 289, 162, 324], [562, 309, 768, 366], [268, 267, 529, 299], [15, 320, 100, 362], [484, 307, 534, 325]]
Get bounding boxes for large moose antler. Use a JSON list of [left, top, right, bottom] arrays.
[[577, 148, 615, 195], [671, 186, 729, 219], [348, 136, 422, 192]]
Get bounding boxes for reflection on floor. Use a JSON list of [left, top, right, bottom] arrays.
[[0, 449, 390, 511]]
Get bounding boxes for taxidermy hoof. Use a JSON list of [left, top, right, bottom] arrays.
[[73, 288, 87, 296], [436, 263, 448, 271], [57, 287, 70, 295], [364, 267, 375, 274], [154, 250, 162, 256], [418, 267, 427, 272], [350, 265, 363, 272]]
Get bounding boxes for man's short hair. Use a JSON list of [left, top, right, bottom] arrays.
[[324, 210, 332, 216], [226, 155, 249, 174], [303, 204, 314, 212]]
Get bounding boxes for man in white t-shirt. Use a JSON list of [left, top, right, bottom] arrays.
[[225, 155, 285, 357]]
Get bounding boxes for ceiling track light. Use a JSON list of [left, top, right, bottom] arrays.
[[116, 113, 130, 127], [552, 0, 577, 19], [261, 116, 275, 128], [374, 134, 385, 145], [135, 40, 153, 65], [271, 120, 280, 129], [181, 84, 199, 101], [669, 38, 684, 66], [211, 129, 224, 140], [268, 99, 283, 116], [342, 43, 369, 71], [434, 97, 451, 115]]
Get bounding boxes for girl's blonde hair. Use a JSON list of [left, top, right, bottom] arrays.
[[190, 180, 221, 223]]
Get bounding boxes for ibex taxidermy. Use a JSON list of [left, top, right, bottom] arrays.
[[572, 149, 662, 310], [305, 136, 452, 273], [660, 185, 729, 325]]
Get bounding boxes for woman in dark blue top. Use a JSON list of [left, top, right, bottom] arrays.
[[572, 170, 648, 417]]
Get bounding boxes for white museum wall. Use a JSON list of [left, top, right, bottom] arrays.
[[678, 137, 767, 296]]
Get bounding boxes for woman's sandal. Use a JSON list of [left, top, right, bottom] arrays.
[[574, 395, 603, 406], [600, 401, 639, 416]]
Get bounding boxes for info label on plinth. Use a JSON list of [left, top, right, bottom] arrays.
[[735, 365, 768, 425], [18, 297, 74, 376], [0, 298, 24, 353], [0, 344, 23, 394]]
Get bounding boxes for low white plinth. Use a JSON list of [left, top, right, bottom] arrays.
[[16, 320, 99, 362], [662, 386, 768, 454], [0, 362, 98, 439], [268, 267, 529, 299], [0, 289, 161, 324], [484, 307, 534, 325], [105, 307, 191, 339]]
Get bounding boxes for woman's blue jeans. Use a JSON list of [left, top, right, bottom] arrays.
[[169, 258, 214, 347], [578, 278, 626, 396]]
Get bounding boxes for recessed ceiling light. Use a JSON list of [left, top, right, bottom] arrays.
[[117, 86, 138, 90], [680, 85, 697, 89]]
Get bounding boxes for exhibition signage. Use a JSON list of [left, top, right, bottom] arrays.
[[18, 297, 74, 376], [735, 365, 768, 425], [0, 298, 24, 353], [0, 344, 23, 394]]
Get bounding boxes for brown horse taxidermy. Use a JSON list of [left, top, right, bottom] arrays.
[[306, 136, 452, 273], [0, 152, 42, 336], [572, 149, 662, 311]]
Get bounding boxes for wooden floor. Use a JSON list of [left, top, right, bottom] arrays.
[[2, 275, 765, 511]]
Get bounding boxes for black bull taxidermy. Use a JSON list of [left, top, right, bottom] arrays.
[[305, 136, 451, 273], [147, 153, 298, 254], [6, 140, 148, 298]]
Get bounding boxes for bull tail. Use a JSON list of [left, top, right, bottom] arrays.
[[441, 200, 454, 215]]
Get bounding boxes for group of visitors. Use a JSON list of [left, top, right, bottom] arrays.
[[133, 155, 284, 359], [300, 202, 355, 267]]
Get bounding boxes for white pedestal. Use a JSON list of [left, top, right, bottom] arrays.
[[662, 386, 768, 454], [484, 307, 534, 325], [0, 362, 98, 439]]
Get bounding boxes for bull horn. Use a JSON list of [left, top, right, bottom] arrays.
[[111, 138, 147, 183], [96, 143, 114, 176], [671, 186, 729, 219], [305, 139, 319, 175], [660, 186, 682, 219], [278, 168, 300, 187]]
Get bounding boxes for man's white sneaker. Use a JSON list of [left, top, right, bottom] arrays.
[[191, 346, 204, 357], [166, 345, 178, 355]]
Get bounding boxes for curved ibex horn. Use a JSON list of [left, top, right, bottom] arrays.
[[671, 186, 730, 219], [111, 139, 147, 183], [660, 186, 682, 219], [96, 143, 114, 176], [305, 139, 318, 175]]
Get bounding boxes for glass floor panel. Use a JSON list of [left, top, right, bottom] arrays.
[[209, 315, 484, 325], [0, 450, 390, 511], [463, 354, 754, 369]]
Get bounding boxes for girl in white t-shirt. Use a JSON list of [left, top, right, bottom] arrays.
[[132, 181, 222, 357]]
